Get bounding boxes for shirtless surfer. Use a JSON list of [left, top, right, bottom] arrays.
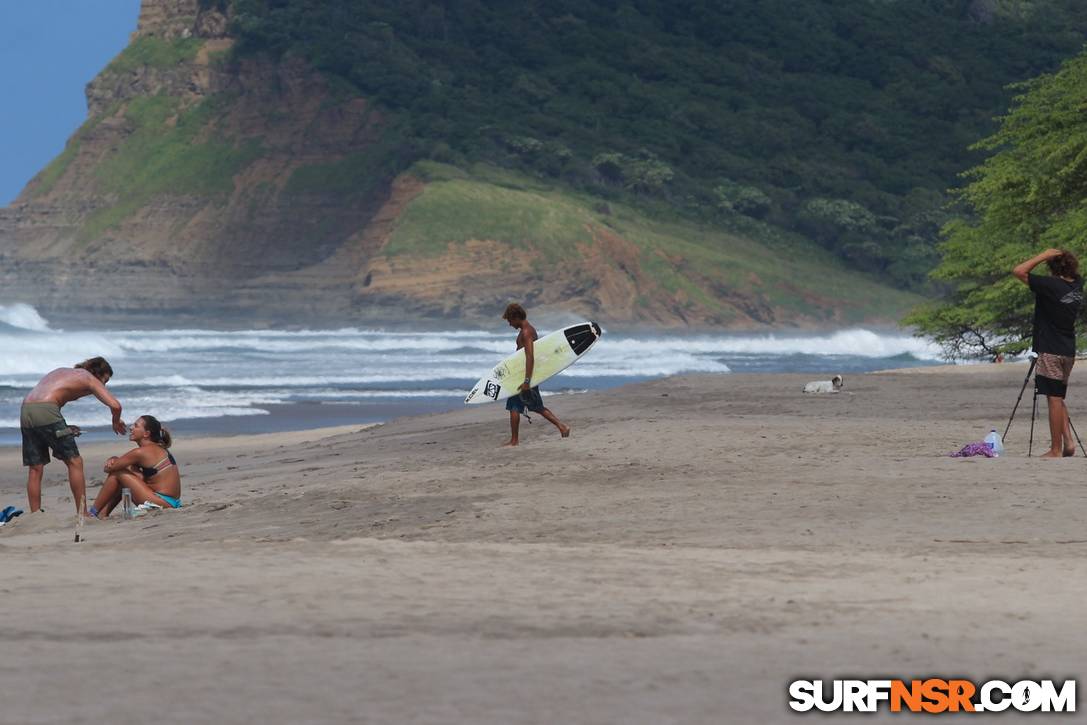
[[502, 303, 570, 446], [21, 357, 125, 514]]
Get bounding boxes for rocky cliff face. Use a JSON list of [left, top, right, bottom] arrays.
[[0, 0, 914, 328], [0, 0, 401, 325]]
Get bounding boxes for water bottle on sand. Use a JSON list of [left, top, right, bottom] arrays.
[[121, 488, 134, 520], [984, 429, 1004, 456]]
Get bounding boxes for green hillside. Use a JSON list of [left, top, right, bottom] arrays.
[[384, 161, 919, 325], [225, 0, 1087, 289]]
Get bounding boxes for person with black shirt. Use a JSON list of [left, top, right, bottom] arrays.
[[1013, 248, 1084, 457]]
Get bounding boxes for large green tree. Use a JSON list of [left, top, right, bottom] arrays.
[[906, 49, 1087, 359]]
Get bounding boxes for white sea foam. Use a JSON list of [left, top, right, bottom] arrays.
[[289, 389, 468, 399], [0, 305, 945, 430], [37, 387, 284, 428], [109, 373, 490, 387], [110, 329, 511, 355], [3, 322, 938, 371], [0, 406, 268, 429], [0, 333, 124, 376], [0, 303, 54, 332], [601, 329, 942, 360]]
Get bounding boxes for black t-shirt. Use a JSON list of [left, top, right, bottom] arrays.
[[1029, 274, 1084, 356]]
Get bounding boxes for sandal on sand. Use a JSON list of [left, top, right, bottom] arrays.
[[132, 502, 164, 518]]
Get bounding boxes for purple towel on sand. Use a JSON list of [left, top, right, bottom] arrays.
[[950, 442, 995, 458]]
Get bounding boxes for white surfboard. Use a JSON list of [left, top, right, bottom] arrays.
[[465, 321, 602, 404]]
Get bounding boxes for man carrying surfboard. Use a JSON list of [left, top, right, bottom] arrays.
[[502, 303, 571, 446]]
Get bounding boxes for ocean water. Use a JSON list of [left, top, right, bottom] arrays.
[[0, 303, 945, 443]]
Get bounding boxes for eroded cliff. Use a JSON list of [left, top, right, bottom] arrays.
[[0, 0, 918, 328]]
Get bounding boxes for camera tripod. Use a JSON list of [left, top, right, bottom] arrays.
[[1003, 354, 1087, 457]]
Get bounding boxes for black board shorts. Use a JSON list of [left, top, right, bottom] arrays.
[[506, 387, 545, 414], [1036, 375, 1069, 399]]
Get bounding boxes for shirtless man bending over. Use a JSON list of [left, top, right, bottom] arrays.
[[21, 357, 125, 514]]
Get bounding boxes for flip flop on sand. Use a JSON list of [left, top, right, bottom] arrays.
[[132, 501, 164, 518], [0, 506, 25, 524]]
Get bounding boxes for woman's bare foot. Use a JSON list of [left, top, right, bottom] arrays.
[[1040, 450, 1063, 458], [559, 425, 571, 438], [502, 439, 518, 447], [1064, 447, 1077, 457]]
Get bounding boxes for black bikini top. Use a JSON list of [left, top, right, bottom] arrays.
[[141, 452, 176, 480]]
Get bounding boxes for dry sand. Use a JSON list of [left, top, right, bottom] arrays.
[[2, 364, 1085, 724]]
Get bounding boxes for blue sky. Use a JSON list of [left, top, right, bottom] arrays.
[[0, 1, 140, 206]]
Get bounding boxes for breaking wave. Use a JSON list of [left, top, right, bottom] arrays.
[[0, 305, 944, 430]]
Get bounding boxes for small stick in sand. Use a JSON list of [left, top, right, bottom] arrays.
[[75, 497, 85, 543]]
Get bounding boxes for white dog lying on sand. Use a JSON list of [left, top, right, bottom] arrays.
[[803, 374, 843, 394]]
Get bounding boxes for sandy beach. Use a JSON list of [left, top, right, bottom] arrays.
[[2, 364, 1085, 723]]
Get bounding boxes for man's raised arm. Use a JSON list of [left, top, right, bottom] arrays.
[[89, 377, 126, 435], [1013, 248, 1064, 284]]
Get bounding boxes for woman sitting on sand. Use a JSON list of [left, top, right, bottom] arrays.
[[89, 415, 181, 518]]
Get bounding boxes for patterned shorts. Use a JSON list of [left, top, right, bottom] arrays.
[[1036, 353, 1075, 398], [1037, 353, 1074, 382]]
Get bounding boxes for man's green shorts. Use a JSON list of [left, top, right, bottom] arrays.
[[21, 402, 79, 466]]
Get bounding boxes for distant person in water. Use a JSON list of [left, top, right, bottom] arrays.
[[90, 415, 181, 518], [21, 357, 125, 515], [502, 303, 571, 446]]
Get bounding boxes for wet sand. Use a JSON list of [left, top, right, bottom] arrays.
[[2, 364, 1084, 723]]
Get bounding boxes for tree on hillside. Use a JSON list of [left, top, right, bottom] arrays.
[[906, 49, 1087, 359], [227, 0, 1087, 291]]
